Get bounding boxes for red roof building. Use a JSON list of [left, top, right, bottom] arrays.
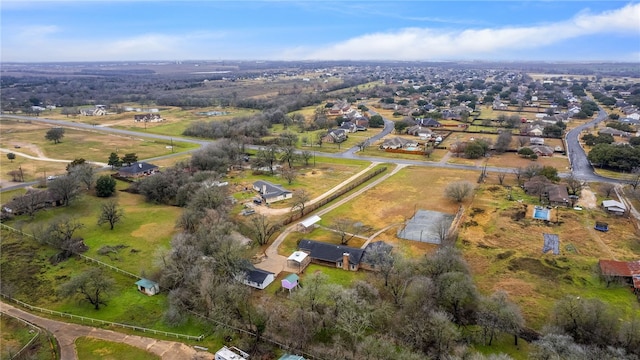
[[599, 259, 640, 290]]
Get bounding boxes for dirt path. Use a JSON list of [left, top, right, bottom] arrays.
[[0, 301, 213, 360], [0, 148, 108, 167], [257, 164, 407, 274], [577, 186, 597, 209]]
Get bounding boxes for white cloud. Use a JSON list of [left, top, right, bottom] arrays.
[[295, 3, 640, 60]]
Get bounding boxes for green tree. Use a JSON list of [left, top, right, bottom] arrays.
[[465, 141, 487, 159], [45, 127, 65, 144], [107, 152, 121, 169], [518, 147, 535, 158], [369, 115, 384, 128], [59, 268, 114, 310], [6, 152, 15, 162], [66, 158, 86, 173], [95, 175, 116, 197], [121, 153, 138, 167], [97, 199, 124, 230]]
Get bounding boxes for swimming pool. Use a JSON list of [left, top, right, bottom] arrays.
[[406, 146, 418, 151], [533, 206, 551, 221]]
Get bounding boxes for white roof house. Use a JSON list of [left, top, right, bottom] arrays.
[[602, 200, 626, 215]]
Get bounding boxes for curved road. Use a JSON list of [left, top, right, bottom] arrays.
[[565, 108, 615, 182], [0, 301, 213, 360]]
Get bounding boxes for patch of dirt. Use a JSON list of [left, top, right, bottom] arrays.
[[577, 187, 597, 209], [508, 257, 567, 279]]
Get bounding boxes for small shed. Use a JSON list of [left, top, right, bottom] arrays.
[[298, 215, 321, 232], [135, 278, 160, 296], [287, 251, 311, 273], [281, 274, 299, 293], [241, 268, 275, 290], [602, 200, 626, 215]]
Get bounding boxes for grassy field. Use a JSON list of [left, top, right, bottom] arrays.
[[75, 337, 160, 360], [0, 117, 199, 184], [458, 181, 640, 329], [0, 314, 55, 360]]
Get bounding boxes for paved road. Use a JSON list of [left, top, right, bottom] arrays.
[[0, 301, 213, 360], [564, 108, 615, 182]]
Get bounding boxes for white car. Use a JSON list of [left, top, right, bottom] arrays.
[[47, 175, 58, 181]]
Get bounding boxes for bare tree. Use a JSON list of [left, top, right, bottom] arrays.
[[59, 267, 114, 310], [280, 165, 297, 185], [332, 218, 361, 245], [513, 167, 524, 185], [11, 190, 49, 218], [48, 175, 81, 206], [565, 174, 585, 196], [7, 169, 24, 182], [433, 218, 454, 245], [629, 167, 640, 190], [523, 164, 543, 180], [494, 131, 512, 153], [69, 163, 95, 190], [497, 172, 507, 185], [291, 189, 310, 216], [517, 136, 529, 147], [97, 199, 124, 230], [248, 214, 280, 246], [477, 291, 524, 346], [301, 150, 313, 166], [599, 183, 615, 198], [33, 216, 86, 262], [445, 181, 475, 203]]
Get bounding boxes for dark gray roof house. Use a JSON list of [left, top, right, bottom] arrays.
[[240, 267, 275, 290], [253, 180, 292, 203], [117, 162, 159, 178], [298, 239, 365, 271]]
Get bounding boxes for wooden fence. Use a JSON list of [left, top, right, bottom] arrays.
[[0, 294, 204, 341], [0, 310, 42, 360]]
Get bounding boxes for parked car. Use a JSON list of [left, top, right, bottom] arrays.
[[253, 198, 262, 205], [46, 175, 58, 181], [241, 209, 256, 216]]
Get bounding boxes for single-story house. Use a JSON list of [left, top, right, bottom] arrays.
[[416, 117, 441, 127], [135, 278, 160, 296], [298, 239, 365, 271], [1, 189, 63, 216], [530, 137, 545, 145], [322, 128, 348, 143], [134, 114, 163, 123], [240, 267, 275, 290], [117, 162, 159, 178], [381, 137, 418, 150], [253, 180, 292, 203], [523, 176, 569, 206], [79, 106, 107, 116], [281, 273, 299, 293], [602, 200, 626, 215], [599, 260, 640, 295], [529, 145, 554, 157]]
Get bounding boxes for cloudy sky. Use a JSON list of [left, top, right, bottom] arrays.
[[1, 1, 639, 62]]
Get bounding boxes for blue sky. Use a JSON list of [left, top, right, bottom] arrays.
[[1, 1, 639, 62]]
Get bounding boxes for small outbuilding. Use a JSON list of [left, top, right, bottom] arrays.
[[602, 200, 626, 215], [240, 267, 275, 290], [298, 215, 321, 232], [287, 251, 311, 273], [281, 273, 300, 293], [135, 278, 160, 296]]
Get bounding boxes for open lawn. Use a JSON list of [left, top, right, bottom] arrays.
[[75, 337, 160, 360], [458, 183, 640, 329]]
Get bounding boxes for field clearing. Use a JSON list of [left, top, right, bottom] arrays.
[[0, 118, 198, 163], [459, 183, 640, 329], [326, 165, 474, 225], [75, 337, 161, 360]]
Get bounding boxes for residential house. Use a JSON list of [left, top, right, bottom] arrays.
[[79, 107, 107, 116], [599, 127, 630, 137], [602, 200, 626, 215], [135, 278, 160, 296], [523, 176, 569, 206], [529, 145, 555, 157], [322, 128, 348, 143], [340, 121, 358, 133], [134, 114, 163, 123], [526, 125, 544, 137], [298, 239, 365, 271], [530, 137, 545, 145], [253, 180, 292, 203], [416, 117, 442, 127], [240, 267, 275, 290], [117, 162, 159, 179], [406, 125, 433, 139], [381, 137, 418, 150], [1, 189, 63, 216]]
